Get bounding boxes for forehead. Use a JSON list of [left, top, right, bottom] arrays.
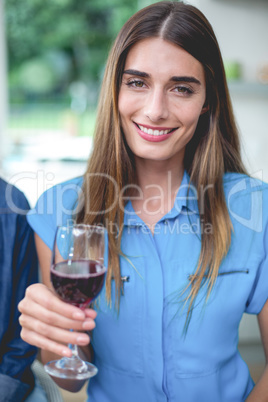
[[124, 37, 205, 82]]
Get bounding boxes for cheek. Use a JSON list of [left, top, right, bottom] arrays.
[[182, 102, 205, 127], [118, 89, 142, 119], [118, 93, 127, 131], [118, 94, 132, 143], [118, 98, 132, 128], [118, 91, 125, 117]]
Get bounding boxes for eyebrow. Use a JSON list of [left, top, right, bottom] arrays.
[[123, 69, 150, 78], [123, 69, 201, 85]]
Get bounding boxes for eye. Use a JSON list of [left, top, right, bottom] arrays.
[[174, 85, 194, 95], [126, 79, 146, 88]]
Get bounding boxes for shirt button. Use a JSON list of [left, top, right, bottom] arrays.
[[164, 219, 168, 225]]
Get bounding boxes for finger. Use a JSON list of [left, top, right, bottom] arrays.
[[20, 314, 91, 347], [21, 327, 73, 358], [23, 284, 87, 320], [84, 308, 97, 320], [19, 299, 95, 332]]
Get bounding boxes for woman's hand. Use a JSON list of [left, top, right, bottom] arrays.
[[18, 283, 97, 358]]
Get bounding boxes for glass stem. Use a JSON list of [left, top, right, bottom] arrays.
[[68, 330, 79, 358], [68, 342, 79, 358]]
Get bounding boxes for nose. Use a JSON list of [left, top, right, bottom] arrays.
[[144, 88, 169, 122]]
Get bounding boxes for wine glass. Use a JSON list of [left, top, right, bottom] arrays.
[[44, 224, 106, 382]]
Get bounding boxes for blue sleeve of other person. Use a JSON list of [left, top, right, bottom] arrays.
[[0, 179, 39, 401]]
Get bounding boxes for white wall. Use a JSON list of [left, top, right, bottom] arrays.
[[188, 0, 268, 82]]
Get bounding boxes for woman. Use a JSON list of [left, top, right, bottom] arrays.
[[18, 2, 268, 401]]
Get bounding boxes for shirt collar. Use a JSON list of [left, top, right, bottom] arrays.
[[124, 170, 199, 227]]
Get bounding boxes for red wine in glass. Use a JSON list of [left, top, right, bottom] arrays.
[[51, 260, 106, 307]]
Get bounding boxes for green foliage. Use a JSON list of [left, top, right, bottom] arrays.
[[5, 0, 161, 137], [5, 0, 138, 91]]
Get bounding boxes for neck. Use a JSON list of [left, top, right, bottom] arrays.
[[135, 157, 184, 195], [130, 157, 185, 229]]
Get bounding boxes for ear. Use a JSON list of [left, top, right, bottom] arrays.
[[201, 104, 209, 115]]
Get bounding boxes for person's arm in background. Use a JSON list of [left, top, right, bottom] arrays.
[[0, 184, 39, 401]]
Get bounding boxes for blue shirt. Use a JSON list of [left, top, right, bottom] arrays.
[[27, 172, 268, 402], [0, 178, 38, 401]]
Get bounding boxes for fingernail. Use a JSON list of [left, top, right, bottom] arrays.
[[82, 320, 95, 330], [76, 334, 89, 344], [62, 348, 71, 356], [73, 311, 85, 319]]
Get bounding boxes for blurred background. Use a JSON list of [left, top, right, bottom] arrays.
[[1, 0, 267, 398]]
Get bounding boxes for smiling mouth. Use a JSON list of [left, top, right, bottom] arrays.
[[135, 123, 178, 136]]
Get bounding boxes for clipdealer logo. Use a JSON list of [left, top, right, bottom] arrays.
[[227, 173, 263, 232]]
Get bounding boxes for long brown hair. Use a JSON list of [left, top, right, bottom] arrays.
[[76, 1, 246, 323]]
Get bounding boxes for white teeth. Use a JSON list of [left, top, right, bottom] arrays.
[[138, 124, 173, 136]]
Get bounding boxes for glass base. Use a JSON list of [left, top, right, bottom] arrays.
[[44, 356, 98, 380]]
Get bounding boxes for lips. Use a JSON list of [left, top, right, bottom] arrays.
[[135, 122, 178, 135], [134, 122, 178, 142]]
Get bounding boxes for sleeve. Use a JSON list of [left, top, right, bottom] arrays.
[[27, 177, 82, 250], [0, 197, 39, 400], [0, 374, 31, 402], [245, 207, 268, 314]]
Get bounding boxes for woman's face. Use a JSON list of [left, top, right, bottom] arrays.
[[118, 37, 207, 166]]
